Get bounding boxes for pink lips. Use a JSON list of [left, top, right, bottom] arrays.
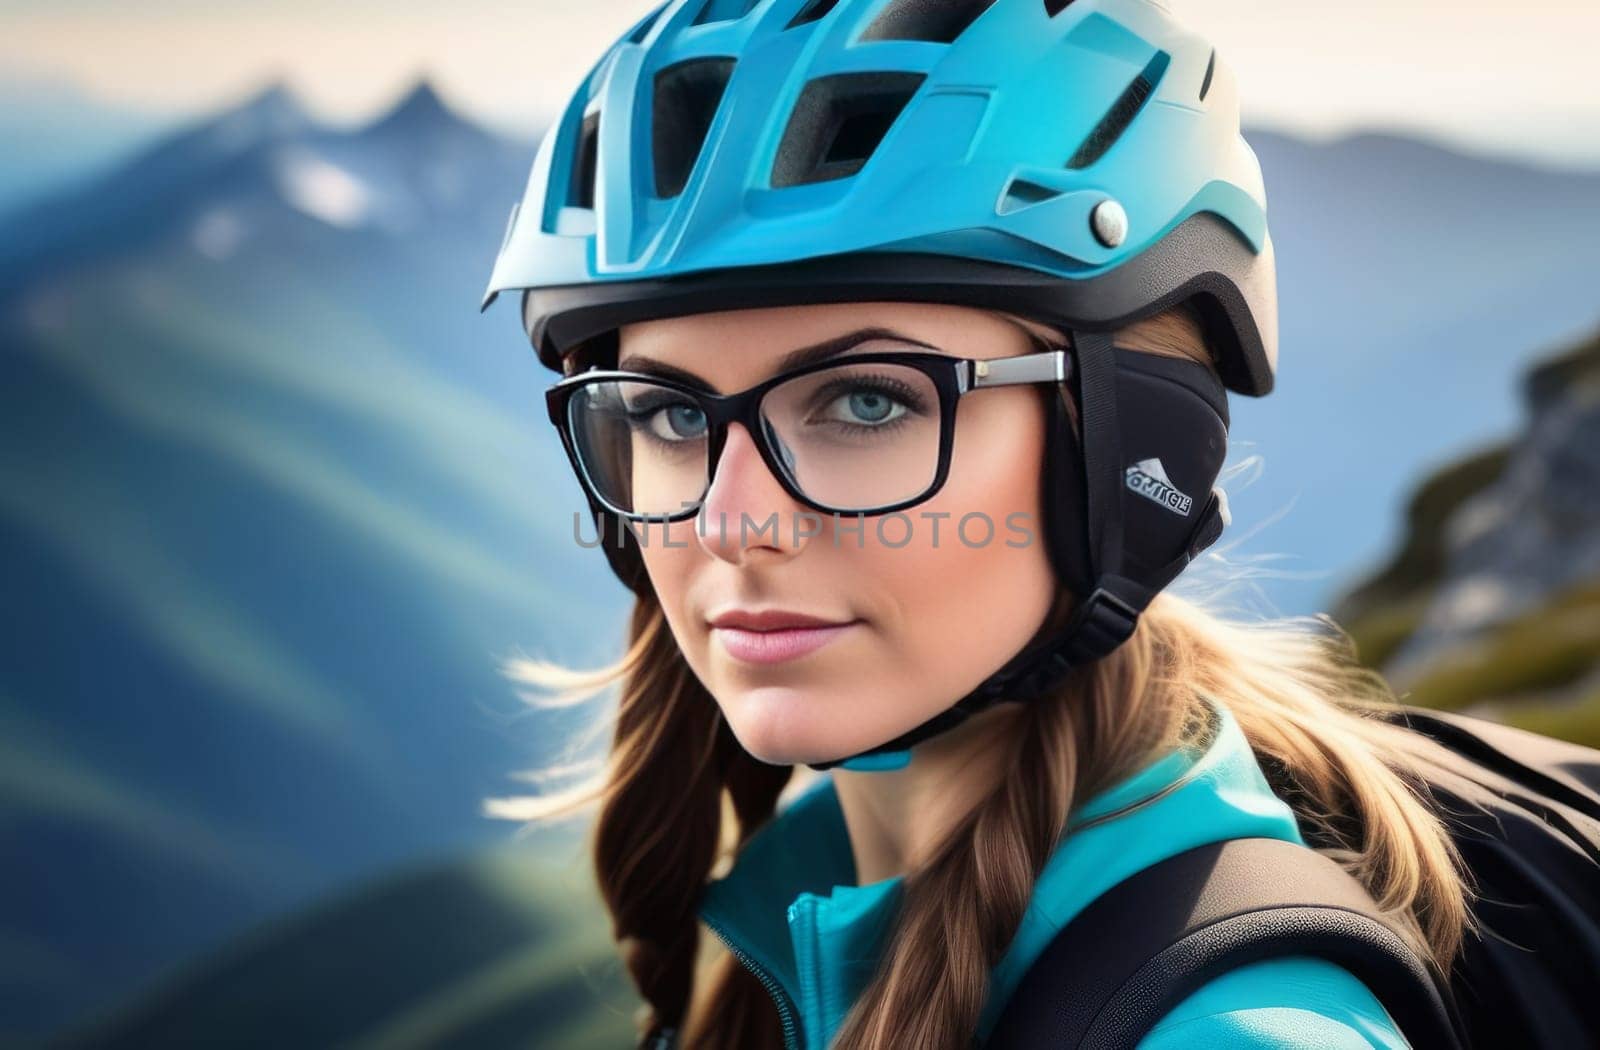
[[707, 609, 862, 665]]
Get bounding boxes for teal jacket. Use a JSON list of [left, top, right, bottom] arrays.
[[698, 697, 1412, 1049]]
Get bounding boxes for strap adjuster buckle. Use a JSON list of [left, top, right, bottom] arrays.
[[1067, 585, 1141, 661]]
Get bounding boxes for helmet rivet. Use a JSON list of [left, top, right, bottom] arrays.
[[1090, 199, 1127, 248]]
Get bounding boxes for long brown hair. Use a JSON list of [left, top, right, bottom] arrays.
[[488, 304, 1479, 1048]]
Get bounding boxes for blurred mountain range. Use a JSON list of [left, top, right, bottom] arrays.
[[0, 70, 182, 221], [0, 74, 1597, 1044], [0, 77, 628, 1044]]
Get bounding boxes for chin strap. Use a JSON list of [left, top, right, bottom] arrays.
[[809, 330, 1140, 773]]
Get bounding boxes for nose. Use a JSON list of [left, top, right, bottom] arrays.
[[696, 421, 811, 565]]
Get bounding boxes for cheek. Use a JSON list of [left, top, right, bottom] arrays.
[[873, 394, 1056, 695]]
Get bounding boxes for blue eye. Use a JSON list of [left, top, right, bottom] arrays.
[[835, 389, 904, 425], [625, 397, 706, 443], [655, 404, 707, 441]]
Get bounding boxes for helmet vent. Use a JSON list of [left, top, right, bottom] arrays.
[[998, 177, 1062, 215], [1043, 0, 1078, 15], [571, 109, 600, 208], [861, 0, 996, 44], [652, 57, 736, 198], [773, 72, 926, 187], [1199, 48, 1216, 101], [1066, 51, 1170, 169], [786, 0, 842, 29], [693, 0, 761, 26]]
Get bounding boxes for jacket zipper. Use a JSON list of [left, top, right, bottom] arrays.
[[702, 911, 803, 1050]]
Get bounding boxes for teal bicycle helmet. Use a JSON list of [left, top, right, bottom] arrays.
[[482, 0, 1277, 771]]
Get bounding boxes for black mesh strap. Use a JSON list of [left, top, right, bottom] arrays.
[[985, 837, 1466, 1049]]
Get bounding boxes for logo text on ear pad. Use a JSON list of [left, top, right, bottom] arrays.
[[1125, 458, 1193, 516]]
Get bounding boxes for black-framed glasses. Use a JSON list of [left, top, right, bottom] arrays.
[[544, 348, 1072, 521]]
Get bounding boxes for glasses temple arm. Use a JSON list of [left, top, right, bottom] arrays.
[[969, 350, 1070, 390]]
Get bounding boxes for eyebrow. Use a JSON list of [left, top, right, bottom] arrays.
[[616, 326, 940, 390]]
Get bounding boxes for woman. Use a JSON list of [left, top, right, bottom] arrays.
[[479, 1, 1477, 1047]]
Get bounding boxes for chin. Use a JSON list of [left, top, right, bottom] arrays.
[[720, 687, 841, 767], [724, 715, 814, 767], [725, 704, 901, 770]]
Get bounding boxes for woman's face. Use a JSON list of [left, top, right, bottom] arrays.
[[615, 301, 1059, 767]]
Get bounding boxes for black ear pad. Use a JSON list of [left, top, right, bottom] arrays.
[[1110, 348, 1231, 590], [1041, 346, 1231, 605]]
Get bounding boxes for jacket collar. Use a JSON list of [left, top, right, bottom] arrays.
[[696, 695, 1304, 1049]]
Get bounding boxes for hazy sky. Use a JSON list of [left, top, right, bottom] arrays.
[[3, 0, 1598, 168]]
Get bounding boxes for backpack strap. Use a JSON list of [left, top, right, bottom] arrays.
[[984, 836, 1465, 1049]]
